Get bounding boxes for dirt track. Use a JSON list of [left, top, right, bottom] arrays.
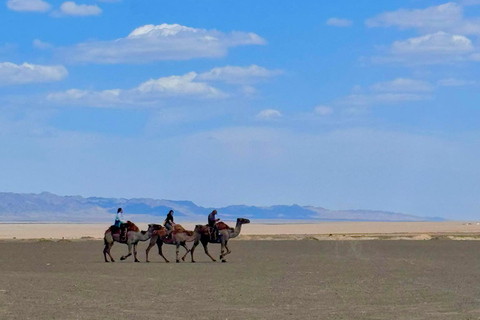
[[1, 240, 480, 319]]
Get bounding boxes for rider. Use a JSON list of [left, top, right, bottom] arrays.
[[208, 209, 220, 241], [114, 208, 128, 242], [163, 210, 175, 239]]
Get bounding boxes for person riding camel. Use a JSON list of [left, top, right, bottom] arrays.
[[163, 209, 176, 239], [208, 209, 220, 241], [114, 207, 128, 242]]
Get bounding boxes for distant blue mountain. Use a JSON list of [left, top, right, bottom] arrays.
[[0, 192, 443, 222]]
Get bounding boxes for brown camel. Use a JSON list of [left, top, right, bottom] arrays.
[[190, 218, 250, 263], [103, 223, 158, 262], [145, 224, 198, 263]]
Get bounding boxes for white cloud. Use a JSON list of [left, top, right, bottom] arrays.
[[314, 106, 333, 116], [255, 109, 283, 120], [47, 71, 225, 107], [56, 2, 102, 16], [392, 32, 473, 54], [366, 2, 461, 30], [7, 0, 51, 12], [437, 78, 476, 86], [197, 65, 283, 84], [366, 2, 480, 35], [371, 78, 434, 92], [326, 18, 353, 27], [57, 23, 266, 64], [373, 32, 475, 65], [0, 62, 67, 85], [339, 93, 429, 106]]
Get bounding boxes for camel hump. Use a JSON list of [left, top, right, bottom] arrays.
[[126, 221, 139, 232], [173, 224, 194, 236], [216, 221, 230, 230]]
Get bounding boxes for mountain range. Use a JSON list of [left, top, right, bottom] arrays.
[[0, 192, 443, 223]]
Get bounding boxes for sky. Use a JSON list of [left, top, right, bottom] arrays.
[[1, 0, 480, 220]]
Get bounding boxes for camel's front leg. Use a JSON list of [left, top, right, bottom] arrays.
[[120, 243, 132, 261], [190, 241, 198, 263], [145, 240, 155, 263], [156, 240, 169, 263]]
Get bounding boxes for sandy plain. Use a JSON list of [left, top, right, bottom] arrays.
[[1, 221, 480, 240], [1, 239, 480, 319]]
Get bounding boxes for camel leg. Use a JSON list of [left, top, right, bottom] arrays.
[[156, 240, 170, 263], [181, 243, 190, 261], [134, 244, 140, 262], [202, 240, 217, 262], [145, 240, 155, 263], [103, 237, 115, 262], [190, 241, 198, 263], [176, 244, 180, 263], [120, 243, 132, 261], [224, 241, 232, 256], [220, 239, 227, 263], [103, 240, 115, 262]]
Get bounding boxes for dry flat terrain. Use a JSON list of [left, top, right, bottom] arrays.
[[1, 221, 480, 240], [1, 240, 480, 319]]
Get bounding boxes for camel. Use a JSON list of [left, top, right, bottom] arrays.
[[190, 218, 250, 263], [145, 224, 198, 263], [103, 223, 159, 263]]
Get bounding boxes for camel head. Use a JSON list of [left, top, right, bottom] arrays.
[[237, 218, 250, 224]]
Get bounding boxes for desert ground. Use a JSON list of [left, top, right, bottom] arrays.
[[1, 221, 480, 240], [1, 239, 480, 319]]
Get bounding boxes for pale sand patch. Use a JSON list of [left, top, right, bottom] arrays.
[[1, 221, 480, 240]]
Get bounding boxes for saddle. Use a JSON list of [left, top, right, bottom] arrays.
[[106, 221, 140, 235]]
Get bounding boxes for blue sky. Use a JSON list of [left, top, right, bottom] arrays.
[[1, 0, 480, 220]]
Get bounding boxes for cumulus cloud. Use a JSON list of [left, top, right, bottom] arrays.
[[326, 18, 353, 27], [197, 65, 283, 84], [366, 2, 480, 35], [6, 0, 51, 12], [255, 109, 283, 120], [0, 62, 67, 85], [47, 71, 225, 107], [373, 32, 475, 64], [57, 1, 102, 16], [371, 78, 434, 92], [366, 2, 462, 31], [57, 23, 266, 64]]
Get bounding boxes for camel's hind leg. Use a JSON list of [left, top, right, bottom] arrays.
[[181, 243, 190, 262], [220, 239, 227, 263], [133, 244, 140, 262], [203, 240, 217, 262], [224, 241, 232, 256]]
